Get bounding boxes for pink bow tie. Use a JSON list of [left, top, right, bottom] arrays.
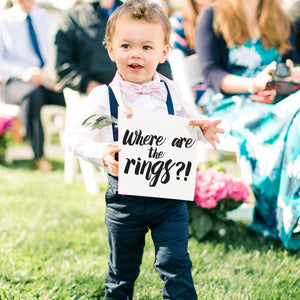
[[120, 81, 168, 102]]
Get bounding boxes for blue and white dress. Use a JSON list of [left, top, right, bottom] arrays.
[[204, 39, 300, 251]]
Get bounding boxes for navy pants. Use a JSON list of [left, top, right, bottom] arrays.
[[104, 175, 197, 300], [2, 79, 65, 159]]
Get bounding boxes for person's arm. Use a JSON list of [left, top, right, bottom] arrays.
[[195, 6, 229, 93], [220, 64, 274, 95]]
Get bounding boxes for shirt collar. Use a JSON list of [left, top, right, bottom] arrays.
[[13, 4, 38, 21]]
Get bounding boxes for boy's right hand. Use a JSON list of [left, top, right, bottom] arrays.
[[103, 141, 120, 175]]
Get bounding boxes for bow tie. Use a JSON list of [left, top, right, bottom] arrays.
[[120, 81, 168, 102]]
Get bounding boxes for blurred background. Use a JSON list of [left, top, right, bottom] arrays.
[[0, 0, 183, 12], [0, 0, 74, 10]]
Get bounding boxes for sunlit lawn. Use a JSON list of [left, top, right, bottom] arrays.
[[0, 153, 299, 299]]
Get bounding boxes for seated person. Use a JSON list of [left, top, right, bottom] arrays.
[[169, 0, 214, 103], [170, 0, 214, 56], [195, 0, 300, 250], [52, 0, 173, 96], [0, 0, 65, 171]]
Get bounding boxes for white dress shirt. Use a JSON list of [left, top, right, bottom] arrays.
[[0, 4, 54, 81], [64, 72, 207, 170]]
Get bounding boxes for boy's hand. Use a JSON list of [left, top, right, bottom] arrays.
[[103, 141, 120, 175], [189, 119, 225, 150]]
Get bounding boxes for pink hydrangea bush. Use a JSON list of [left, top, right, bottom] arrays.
[[0, 116, 13, 163], [194, 168, 249, 209], [189, 166, 250, 240], [0, 116, 13, 136]]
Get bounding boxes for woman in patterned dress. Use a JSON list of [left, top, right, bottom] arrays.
[[196, 0, 300, 250]]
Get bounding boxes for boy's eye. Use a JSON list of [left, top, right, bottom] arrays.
[[143, 45, 152, 50], [121, 44, 130, 49]]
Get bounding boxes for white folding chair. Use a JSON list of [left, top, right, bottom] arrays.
[[41, 105, 66, 147], [168, 49, 204, 109], [62, 88, 100, 195]]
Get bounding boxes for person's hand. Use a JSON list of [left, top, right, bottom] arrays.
[[250, 89, 277, 104], [250, 61, 277, 103], [86, 81, 102, 94], [276, 59, 300, 87], [20, 67, 43, 86], [189, 119, 225, 150], [102, 142, 121, 175], [252, 62, 276, 91]]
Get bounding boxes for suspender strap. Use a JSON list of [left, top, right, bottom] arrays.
[[108, 85, 119, 142], [161, 81, 174, 115]]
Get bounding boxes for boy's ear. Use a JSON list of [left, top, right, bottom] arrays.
[[106, 42, 116, 62], [159, 44, 170, 64]]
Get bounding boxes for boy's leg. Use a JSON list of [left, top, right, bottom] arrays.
[[105, 183, 147, 300], [149, 199, 197, 300]]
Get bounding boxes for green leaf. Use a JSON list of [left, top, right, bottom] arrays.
[[82, 114, 117, 130], [189, 209, 213, 241]]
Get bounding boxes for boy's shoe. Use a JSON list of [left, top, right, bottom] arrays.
[[34, 157, 53, 172]]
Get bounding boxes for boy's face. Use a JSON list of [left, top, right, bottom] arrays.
[[107, 16, 169, 85]]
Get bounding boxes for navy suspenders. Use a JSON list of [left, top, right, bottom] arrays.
[[108, 86, 119, 142], [108, 81, 174, 143]]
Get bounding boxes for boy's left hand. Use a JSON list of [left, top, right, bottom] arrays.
[[189, 119, 225, 150]]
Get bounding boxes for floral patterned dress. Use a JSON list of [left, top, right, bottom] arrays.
[[203, 39, 300, 251]]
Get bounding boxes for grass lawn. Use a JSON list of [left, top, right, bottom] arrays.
[[0, 155, 299, 299]]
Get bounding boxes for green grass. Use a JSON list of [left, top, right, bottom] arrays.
[[0, 157, 299, 299]]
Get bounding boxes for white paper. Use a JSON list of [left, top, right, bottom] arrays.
[[118, 108, 198, 201]]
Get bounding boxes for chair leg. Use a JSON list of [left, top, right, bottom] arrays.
[[62, 88, 99, 195], [64, 150, 78, 184], [78, 158, 99, 195], [11, 116, 24, 143]]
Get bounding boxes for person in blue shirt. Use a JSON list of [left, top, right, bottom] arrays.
[[0, 0, 65, 171]]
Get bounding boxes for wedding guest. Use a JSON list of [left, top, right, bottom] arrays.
[[0, 0, 65, 171], [52, 0, 173, 96], [169, 0, 214, 104], [170, 0, 213, 56], [195, 0, 300, 250]]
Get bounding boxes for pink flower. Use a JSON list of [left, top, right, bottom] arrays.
[[0, 116, 13, 136], [194, 168, 249, 209]]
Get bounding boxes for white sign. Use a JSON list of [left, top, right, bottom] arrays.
[[118, 109, 198, 201]]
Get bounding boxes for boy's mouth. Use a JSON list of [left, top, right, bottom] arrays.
[[129, 64, 143, 70]]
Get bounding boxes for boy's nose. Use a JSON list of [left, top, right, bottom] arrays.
[[130, 49, 142, 58]]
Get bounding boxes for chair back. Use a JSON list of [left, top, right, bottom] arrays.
[[168, 49, 203, 107]]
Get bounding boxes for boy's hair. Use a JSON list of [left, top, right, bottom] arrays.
[[104, 0, 171, 45]]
